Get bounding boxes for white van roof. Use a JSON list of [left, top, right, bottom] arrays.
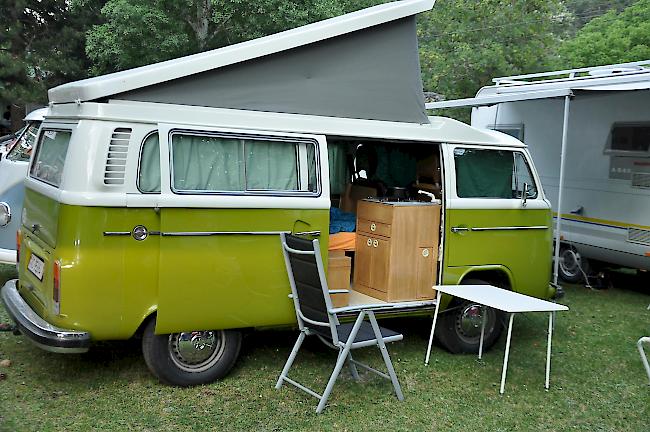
[[24, 107, 48, 122], [48, 0, 434, 124]]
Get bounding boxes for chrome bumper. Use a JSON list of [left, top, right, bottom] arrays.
[[0, 279, 90, 353]]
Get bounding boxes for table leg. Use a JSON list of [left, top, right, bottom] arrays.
[[545, 311, 553, 390], [500, 313, 514, 395], [425, 290, 442, 365], [478, 306, 486, 360]]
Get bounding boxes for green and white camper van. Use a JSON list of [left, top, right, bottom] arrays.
[[1, 0, 555, 386]]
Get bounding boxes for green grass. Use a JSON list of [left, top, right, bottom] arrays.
[[1, 264, 649, 431]]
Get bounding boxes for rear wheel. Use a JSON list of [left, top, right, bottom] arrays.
[[435, 279, 505, 354], [558, 246, 590, 283], [142, 318, 242, 386]]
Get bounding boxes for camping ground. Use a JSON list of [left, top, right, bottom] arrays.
[[1, 264, 649, 431]]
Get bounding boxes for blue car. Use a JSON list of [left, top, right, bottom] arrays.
[[0, 108, 46, 264]]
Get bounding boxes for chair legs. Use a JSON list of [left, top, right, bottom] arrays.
[[368, 311, 404, 401], [276, 313, 404, 413], [276, 331, 306, 389]]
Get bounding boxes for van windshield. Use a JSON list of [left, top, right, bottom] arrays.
[[7, 122, 41, 162], [30, 129, 72, 188]]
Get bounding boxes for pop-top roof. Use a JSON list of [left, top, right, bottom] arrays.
[[49, 0, 435, 123]]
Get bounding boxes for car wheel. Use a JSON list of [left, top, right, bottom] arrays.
[[558, 246, 589, 283], [435, 279, 505, 354], [142, 318, 242, 387]]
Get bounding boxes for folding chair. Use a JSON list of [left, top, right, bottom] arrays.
[[639, 337, 650, 386], [276, 233, 404, 413]]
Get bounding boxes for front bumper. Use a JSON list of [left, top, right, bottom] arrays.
[[0, 279, 90, 353]]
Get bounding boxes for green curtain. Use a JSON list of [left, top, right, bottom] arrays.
[[172, 134, 244, 191], [328, 141, 349, 195], [454, 149, 513, 198], [31, 130, 71, 187], [171, 134, 303, 192], [138, 134, 161, 193], [245, 140, 297, 190], [375, 144, 417, 188]]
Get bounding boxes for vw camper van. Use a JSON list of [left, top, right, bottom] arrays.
[[1, 0, 554, 386]]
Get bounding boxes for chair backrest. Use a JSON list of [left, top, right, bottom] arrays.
[[281, 233, 339, 342]]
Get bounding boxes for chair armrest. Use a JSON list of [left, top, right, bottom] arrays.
[[328, 289, 350, 294], [329, 299, 437, 314]]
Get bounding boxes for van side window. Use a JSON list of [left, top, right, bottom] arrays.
[[170, 132, 318, 194], [7, 122, 40, 162], [454, 148, 537, 199], [30, 129, 72, 188], [138, 133, 161, 193]]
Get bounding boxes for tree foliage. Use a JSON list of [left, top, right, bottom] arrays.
[[0, 0, 105, 105], [418, 0, 567, 102], [558, 0, 650, 68], [86, 0, 368, 75]]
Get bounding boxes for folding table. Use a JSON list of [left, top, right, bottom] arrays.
[[424, 284, 569, 394]]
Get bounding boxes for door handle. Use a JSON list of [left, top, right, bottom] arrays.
[[451, 226, 470, 234]]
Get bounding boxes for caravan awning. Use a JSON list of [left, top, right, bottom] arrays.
[[425, 89, 573, 109]]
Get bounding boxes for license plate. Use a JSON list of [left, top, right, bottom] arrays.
[[28, 253, 45, 281]]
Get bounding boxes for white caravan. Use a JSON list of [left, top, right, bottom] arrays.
[[427, 61, 650, 282]]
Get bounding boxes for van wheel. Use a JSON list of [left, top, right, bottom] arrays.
[[142, 318, 242, 387], [558, 246, 589, 283], [435, 279, 505, 354]]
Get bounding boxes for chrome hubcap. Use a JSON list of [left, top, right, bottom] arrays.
[[560, 249, 581, 277], [168, 330, 225, 373], [458, 304, 485, 339]]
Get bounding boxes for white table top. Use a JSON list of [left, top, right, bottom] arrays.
[[435, 285, 569, 313]]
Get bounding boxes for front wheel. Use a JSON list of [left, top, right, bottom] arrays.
[[435, 279, 505, 354], [142, 318, 242, 386]]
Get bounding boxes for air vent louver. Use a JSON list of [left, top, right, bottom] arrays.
[[631, 172, 650, 189], [104, 128, 132, 185], [628, 227, 650, 246]]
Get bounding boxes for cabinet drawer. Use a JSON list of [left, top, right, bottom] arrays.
[[357, 200, 393, 224], [357, 219, 392, 238]]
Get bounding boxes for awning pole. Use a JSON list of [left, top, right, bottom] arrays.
[[552, 94, 572, 285]]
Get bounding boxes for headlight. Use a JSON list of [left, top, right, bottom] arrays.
[[0, 202, 11, 227]]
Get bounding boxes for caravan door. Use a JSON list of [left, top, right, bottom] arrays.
[[154, 124, 330, 333], [442, 144, 552, 298]]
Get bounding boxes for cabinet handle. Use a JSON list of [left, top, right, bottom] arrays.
[[372, 239, 379, 248], [367, 238, 372, 247], [370, 223, 377, 232], [422, 248, 430, 258]]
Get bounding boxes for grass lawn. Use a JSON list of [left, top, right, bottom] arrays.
[[1, 263, 649, 431]]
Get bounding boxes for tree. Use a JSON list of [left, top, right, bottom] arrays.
[[563, 0, 635, 30], [86, 0, 373, 75], [418, 0, 567, 104], [0, 0, 105, 108], [557, 0, 650, 68]]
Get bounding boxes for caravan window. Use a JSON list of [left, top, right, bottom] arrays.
[[607, 123, 650, 154], [454, 148, 537, 199], [490, 124, 524, 141], [170, 132, 318, 195]]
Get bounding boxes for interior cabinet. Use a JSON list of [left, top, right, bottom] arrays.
[[353, 200, 441, 301]]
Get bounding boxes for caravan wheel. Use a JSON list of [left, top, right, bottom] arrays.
[[558, 247, 589, 283], [142, 318, 242, 386]]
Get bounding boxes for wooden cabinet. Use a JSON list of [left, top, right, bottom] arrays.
[[353, 200, 441, 301]]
